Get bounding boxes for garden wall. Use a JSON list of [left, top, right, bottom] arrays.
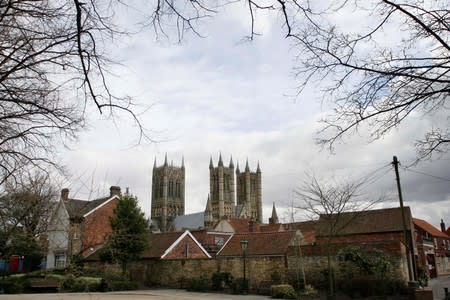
[[127, 256, 287, 290]]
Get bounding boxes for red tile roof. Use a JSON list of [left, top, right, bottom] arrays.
[[316, 207, 413, 237], [414, 218, 450, 239], [217, 231, 296, 257], [226, 218, 260, 233], [260, 223, 284, 232], [142, 231, 184, 258]]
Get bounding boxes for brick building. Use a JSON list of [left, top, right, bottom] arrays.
[[414, 218, 450, 278], [46, 186, 121, 268]]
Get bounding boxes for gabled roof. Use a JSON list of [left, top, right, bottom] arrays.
[[142, 230, 211, 259], [143, 231, 184, 258], [65, 196, 116, 218], [414, 218, 450, 239], [191, 230, 233, 255], [217, 231, 296, 257], [316, 207, 413, 237]]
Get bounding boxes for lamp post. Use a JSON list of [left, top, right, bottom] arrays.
[[240, 239, 248, 295]]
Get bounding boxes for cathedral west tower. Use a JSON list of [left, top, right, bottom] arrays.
[[151, 154, 185, 232], [209, 154, 235, 221]]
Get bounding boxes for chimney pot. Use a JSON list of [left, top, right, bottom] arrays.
[[110, 186, 121, 197], [441, 219, 446, 232], [61, 188, 69, 202]]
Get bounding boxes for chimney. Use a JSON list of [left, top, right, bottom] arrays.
[[441, 219, 446, 232], [110, 186, 121, 197], [249, 220, 255, 232], [61, 188, 69, 202]]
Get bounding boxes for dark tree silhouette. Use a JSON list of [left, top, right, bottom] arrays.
[[0, 0, 147, 184]]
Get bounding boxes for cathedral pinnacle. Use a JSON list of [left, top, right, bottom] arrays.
[[209, 156, 213, 169], [229, 155, 234, 168], [164, 153, 168, 166], [218, 152, 223, 167], [153, 157, 156, 168], [245, 158, 250, 172], [257, 161, 261, 173], [269, 202, 279, 224], [236, 162, 240, 173], [181, 155, 185, 169]]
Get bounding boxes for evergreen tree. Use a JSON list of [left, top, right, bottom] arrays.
[[102, 195, 149, 275]]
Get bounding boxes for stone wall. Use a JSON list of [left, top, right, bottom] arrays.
[[128, 256, 287, 289], [287, 240, 409, 287]]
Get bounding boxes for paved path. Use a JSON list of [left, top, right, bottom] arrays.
[[429, 276, 450, 300], [0, 289, 271, 300]]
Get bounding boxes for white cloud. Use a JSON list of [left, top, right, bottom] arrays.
[[60, 1, 450, 229]]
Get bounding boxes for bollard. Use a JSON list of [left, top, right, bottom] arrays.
[[444, 287, 449, 300]]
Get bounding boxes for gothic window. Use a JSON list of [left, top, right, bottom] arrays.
[[169, 180, 174, 197], [159, 180, 163, 198], [176, 181, 180, 197], [153, 179, 158, 198]]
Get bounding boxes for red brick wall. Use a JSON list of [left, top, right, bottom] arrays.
[[82, 198, 118, 255], [164, 235, 209, 259]]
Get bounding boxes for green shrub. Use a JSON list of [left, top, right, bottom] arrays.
[[108, 280, 139, 291], [62, 275, 101, 292], [271, 284, 297, 299], [230, 277, 249, 294], [187, 274, 209, 292], [0, 275, 27, 294], [302, 284, 318, 297], [211, 272, 233, 291]]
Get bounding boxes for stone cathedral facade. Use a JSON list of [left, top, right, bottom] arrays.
[[151, 154, 262, 232]]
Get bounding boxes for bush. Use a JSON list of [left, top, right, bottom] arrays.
[[62, 275, 101, 292], [0, 275, 27, 294], [302, 284, 318, 297], [108, 280, 139, 291], [271, 284, 297, 299], [187, 274, 209, 292], [211, 272, 233, 291], [337, 278, 407, 297], [230, 277, 249, 294]]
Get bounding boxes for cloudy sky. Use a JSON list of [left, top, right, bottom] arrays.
[[60, 2, 450, 229]]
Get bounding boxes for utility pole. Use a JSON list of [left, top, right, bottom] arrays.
[[392, 156, 414, 281]]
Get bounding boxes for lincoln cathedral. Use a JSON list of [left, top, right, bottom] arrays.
[[151, 153, 262, 232]]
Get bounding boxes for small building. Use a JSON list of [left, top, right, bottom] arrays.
[[414, 218, 450, 277], [45, 186, 121, 268]]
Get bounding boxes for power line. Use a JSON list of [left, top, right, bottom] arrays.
[[401, 166, 450, 182]]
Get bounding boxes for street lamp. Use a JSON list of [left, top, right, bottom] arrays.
[[240, 239, 249, 295]]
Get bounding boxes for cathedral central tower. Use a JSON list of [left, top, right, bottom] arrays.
[[209, 154, 235, 221]]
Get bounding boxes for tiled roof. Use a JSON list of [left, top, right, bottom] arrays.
[[301, 230, 316, 244], [316, 207, 413, 237], [191, 230, 233, 255], [217, 231, 296, 257], [227, 218, 260, 233], [414, 218, 450, 239], [260, 223, 284, 232], [284, 220, 318, 232], [65, 197, 111, 218], [142, 231, 184, 258]]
